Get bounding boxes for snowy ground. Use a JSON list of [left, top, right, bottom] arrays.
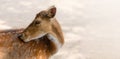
[[0, 0, 120, 59]]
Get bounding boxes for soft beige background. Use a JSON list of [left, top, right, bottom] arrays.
[[0, 0, 120, 59]]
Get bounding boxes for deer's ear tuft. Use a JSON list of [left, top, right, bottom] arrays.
[[47, 6, 56, 18]]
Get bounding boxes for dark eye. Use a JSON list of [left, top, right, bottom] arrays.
[[34, 21, 41, 25]]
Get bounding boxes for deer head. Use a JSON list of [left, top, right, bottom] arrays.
[[19, 6, 57, 42]]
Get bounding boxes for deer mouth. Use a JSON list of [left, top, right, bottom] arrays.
[[18, 33, 27, 42], [18, 33, 47, 42]]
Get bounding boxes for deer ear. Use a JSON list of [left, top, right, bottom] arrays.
[[47, 6, 56, 18]]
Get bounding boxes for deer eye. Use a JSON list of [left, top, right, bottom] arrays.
[[34, 21, 41, 25]]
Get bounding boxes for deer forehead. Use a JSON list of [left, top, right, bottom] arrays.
[[35, 11, 49, 19], [35, 17, 50, 22]]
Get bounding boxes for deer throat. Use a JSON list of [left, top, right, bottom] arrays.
[[47, 34, 62, 52]]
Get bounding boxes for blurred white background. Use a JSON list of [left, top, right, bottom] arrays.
[[0, 0, 120, 59]]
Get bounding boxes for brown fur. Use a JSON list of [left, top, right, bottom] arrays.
[[0, 29, 52, 59]]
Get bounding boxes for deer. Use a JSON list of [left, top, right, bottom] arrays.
[[0, 6, 64, 59]]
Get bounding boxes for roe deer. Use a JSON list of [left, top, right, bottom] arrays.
[[0, 6, 64, 59]]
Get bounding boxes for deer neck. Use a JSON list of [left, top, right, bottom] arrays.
[[47, 19, 64, 52]]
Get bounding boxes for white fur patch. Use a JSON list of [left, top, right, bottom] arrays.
[[47, 34, 62, 51]]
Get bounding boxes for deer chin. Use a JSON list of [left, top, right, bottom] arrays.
[[23, 33, 47, 42]]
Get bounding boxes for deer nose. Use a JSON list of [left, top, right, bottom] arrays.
[[18, 33, 24, 40]]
